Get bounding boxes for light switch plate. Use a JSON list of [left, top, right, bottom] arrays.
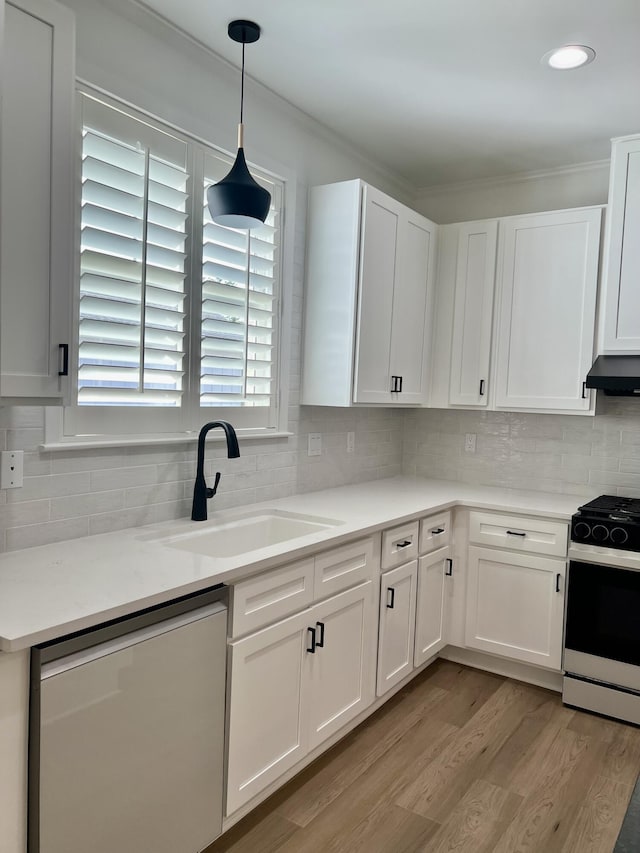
[[308, 433, 322, 457], [1, 450, 24, 488], [347, 432, 355, 453]]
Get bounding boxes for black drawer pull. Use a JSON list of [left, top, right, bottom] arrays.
[[479, 379, 485, 396], [431, 528, 445, 535], [306, 626, 317, 653], [58, 343, 69, 377], [556, 573, 561, 593], [445, 558, 453, 576], [396, 539, 412, 549], [316, 621, 325, 648], [506, 530, 526, 537], [387, 587, 395, 609], [582, 381, 588, 399]]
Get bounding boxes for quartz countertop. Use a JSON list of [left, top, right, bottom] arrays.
[[0, 477, 580, 651]]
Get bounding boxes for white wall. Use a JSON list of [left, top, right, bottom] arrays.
[[414, 160, 609, 223], [0, 0, 409, 554]]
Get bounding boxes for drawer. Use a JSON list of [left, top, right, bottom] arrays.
[[419, 511, 452, 554], [381, 520, 419, 570], [230, 558, 314, 637], [314, 535, 379, 600], [468, 511, 568, 557]]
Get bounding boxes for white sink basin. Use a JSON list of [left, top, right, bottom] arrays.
[[161, 510, 342, 558]]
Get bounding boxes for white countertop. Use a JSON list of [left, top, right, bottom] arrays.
[[0, 477, 580, 652]]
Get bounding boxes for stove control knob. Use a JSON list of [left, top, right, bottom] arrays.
[[573, 521, 591, 540], [610, 527, 629, 545], [592, 524, 610, 543]]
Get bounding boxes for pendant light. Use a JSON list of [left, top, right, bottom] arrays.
[[207, 20, 271, 230]]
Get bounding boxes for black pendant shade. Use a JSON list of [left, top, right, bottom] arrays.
[[207, 147, 271, 230], [207, 19, 271, 231]]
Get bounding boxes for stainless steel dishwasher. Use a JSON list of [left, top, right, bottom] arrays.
[[29, 586, 227, 853]]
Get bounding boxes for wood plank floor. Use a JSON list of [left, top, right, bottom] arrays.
[[205, 662, 640, 853]]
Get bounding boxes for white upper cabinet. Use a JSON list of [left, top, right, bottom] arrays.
[[448, 220, 498, 407], [600, 135, 640, 353], [0, 0, 75, 401], [302, 180, 437, 407], [494, 207, 602, 413]]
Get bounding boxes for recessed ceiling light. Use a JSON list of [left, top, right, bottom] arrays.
[[542, 45, 596, 70]]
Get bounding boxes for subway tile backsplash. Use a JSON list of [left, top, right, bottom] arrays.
[[402, 395, 640, 499], [3, 394, 640, 553], [0, 404, 404, 553]]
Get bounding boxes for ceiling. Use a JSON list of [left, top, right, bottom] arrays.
[[138, 0, 640, 187]]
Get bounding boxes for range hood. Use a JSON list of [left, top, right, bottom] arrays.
[[585, 355, 640, 396]]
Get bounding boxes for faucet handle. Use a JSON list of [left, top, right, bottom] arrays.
[[209, 471, 222, 498]]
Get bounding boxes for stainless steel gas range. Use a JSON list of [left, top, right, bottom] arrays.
[[564, 495, 640, 724]]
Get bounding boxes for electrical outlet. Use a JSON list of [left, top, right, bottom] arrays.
[[346, 431, 355, 453], [307, 433, 322, 457], [464, 433, 477, 453], [1, 450, 24, 488]]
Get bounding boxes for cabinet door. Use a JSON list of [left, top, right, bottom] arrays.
[[226, 610, 309, 815], [449, 220, 498, 406], [306, 582, 375, 751], [494, 208, 601, 412], [601, 137, 640, 352], [465, 546, 564, 670], [353, 184, 401, 403], [415, 548, 448, 667], [0, 0, 74, 400], [376, 561, 417, 696], [388, 209, 436, 404]]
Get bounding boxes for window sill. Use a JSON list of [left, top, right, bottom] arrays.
[[41, 430, 294, 452]]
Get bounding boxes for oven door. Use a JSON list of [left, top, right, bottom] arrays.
[[565, 555, 640, 691]]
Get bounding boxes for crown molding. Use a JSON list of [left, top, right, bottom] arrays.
[[415, 159, 610, 198]]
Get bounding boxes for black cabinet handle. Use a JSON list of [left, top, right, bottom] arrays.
[[445, 558, 453, 576], [315, 621, 325, 648], [479, 379, 485, 396], [391, 375, 403, 393], [306, 626, 317, 653], [506, 530, 526, 537], [58, 343, 69, 376], [387, 587, 395, 609], [396, 539, 412, 549], [582, 381, 588, 399], [431, 528, 445, 535], [398, 375, 403, 392], [556, 573, 561, 593]]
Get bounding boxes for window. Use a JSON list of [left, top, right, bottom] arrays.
[[62, 91, 283, 439]]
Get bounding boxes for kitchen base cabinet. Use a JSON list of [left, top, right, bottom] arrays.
[[376, 561, 417, 696], [226, 581, 375, 815], [414, 547, 449, 666], [465, 546, 565, 669], [226, 610, 309, 816], [306, 582, 375, 750]]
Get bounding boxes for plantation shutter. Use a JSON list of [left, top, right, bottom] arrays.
[[201, 152, 281, 419], [78, 95, 189, 407]]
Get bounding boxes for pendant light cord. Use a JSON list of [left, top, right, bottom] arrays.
[[240, 40, 245, 126]]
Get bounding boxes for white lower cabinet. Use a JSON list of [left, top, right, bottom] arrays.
[[465, 546, 565, 669], [376, 560, 417, 696], [414, 547, 449, 666], [306, 582, 376, 750], [226, 580, 375, 815]]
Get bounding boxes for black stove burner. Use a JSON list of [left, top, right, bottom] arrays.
[[577, 495, 640, 519], [572, 494, 640, 551]]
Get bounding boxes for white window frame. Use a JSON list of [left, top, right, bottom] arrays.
[[45, 85, 294, 450]]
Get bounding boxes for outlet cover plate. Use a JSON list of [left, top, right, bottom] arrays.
[[1, 450, 24, 488], [308, 433, 322, 457]]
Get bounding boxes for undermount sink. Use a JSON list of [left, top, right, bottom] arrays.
[[161, 510, 343, 558]]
